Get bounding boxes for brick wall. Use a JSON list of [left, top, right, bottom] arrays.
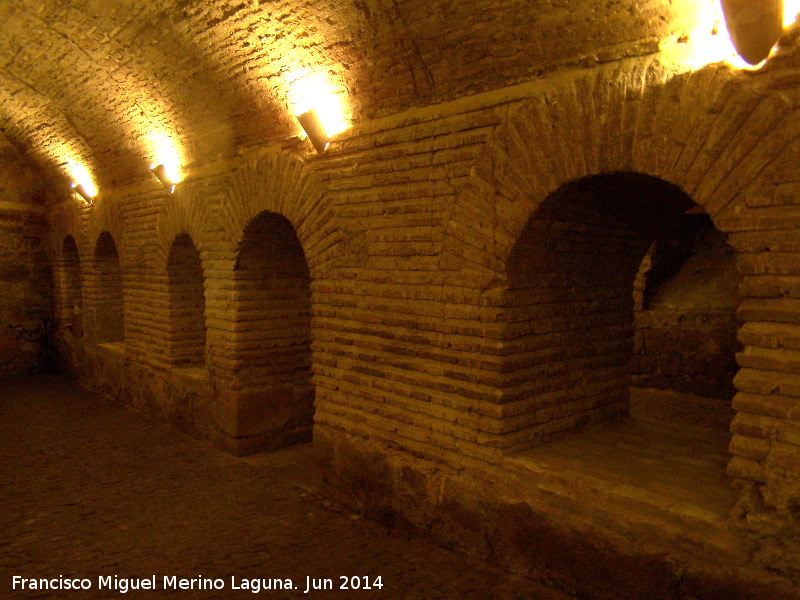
[[0, 137, 51, 378], [497, 174, 689, 452], [55, 235, 83, 327], [227, 212, 314, 448], [166, 234, 206, 367], [0, 0, 706, 193], [45, 50, 800, 586], [91, 231, 125, 344], [633, 310, 740, 398], [632, 219, 741, 399]]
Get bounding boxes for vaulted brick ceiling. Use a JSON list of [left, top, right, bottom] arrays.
[[0, 0, 701, 194]]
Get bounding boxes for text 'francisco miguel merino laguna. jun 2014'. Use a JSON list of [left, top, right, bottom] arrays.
[[12, 574, 385, 594]]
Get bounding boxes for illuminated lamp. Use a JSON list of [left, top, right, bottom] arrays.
[[71, 182, 95, 204], [721, 0, 784, 64], [150, 163, 176, 193], [297, 108, 330, 153]]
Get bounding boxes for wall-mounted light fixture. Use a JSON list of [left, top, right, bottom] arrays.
[[297, 108, 330, 153], [71, 182, 95, 204], [150, 163, 177, 193], [66, 161, 97, 204], [785, 0, 800, 25], [686, 0, 799, 70], [721, 0, 784, 64], [287, 70, 348, 153]]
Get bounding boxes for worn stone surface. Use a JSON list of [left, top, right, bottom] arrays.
[[1, 375, 572, 600], [315, 417, 799, 600]]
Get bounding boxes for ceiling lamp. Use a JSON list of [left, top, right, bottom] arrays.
[[71, 182, 95, 204], [150, 163, 177, 193], [297, 108, 330, 153], [721, 0, 784, 64]]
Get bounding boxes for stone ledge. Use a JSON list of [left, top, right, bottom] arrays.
[[314, 425, 800, 600], [169, 364, 209, 385], [96, 341, 126, 356]]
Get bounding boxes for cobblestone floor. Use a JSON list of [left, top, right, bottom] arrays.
[[1, 375, 572, 600]]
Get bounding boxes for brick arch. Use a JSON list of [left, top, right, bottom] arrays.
[[84, 202, 126, 346], [154, 150, 335, 275], [87, 200, 126, 266], [48, 205, 86, 261], [153, 182, 222, 369], [219, 207, 317, 454], [150, 150, 334, 454], [48, 206, 87, 328], [437, 60, 800, 510], [441, 61, 795, 285], [216, 150, 335, 277], [153, 183, 217, 268], [496, 172, 715, 451], [231, 210, 313, 402]]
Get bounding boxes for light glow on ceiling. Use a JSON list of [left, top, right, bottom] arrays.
[[67, 161, 98, 198], [146, 132, 182, 185], [785, 0, 800, 25], [286, 70, 348, 139]]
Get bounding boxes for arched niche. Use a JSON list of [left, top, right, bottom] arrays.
[[57, 235, 83, 330], [230, 210, 314, 446], [499, 173, 737, 451], [166, 233, 206, 367], [93, 231, 124, 344]]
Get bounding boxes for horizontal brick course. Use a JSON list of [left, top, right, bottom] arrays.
[[39, 51, 800, 578]]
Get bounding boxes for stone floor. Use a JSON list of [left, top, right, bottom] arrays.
[[1, 375, 572, 600]]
